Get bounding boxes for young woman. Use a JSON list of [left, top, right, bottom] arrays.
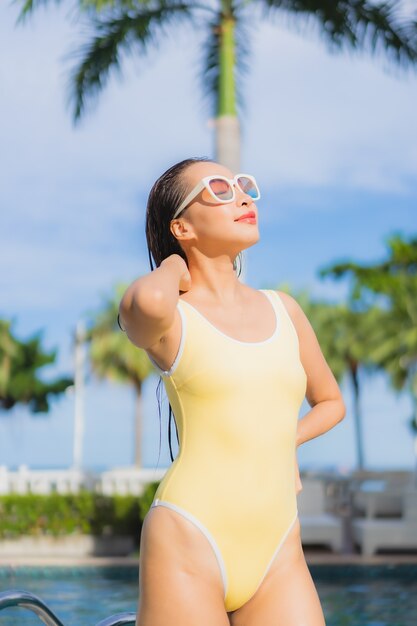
[[119, 157, 346, 626]]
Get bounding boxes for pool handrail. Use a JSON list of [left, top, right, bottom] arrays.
[[0, 588, 136, 626], [0, 589, 65, 626], [94, 613, 136, 626]]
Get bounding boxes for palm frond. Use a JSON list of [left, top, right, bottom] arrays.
[[257, 0, 417, 69], [234, 16, 253, 116], [12, 0, 65, 25], [199, 8, 253, 118], [78, 0, 174, 16], [12, 0, 170, 24], [63, 2, 194, 123]]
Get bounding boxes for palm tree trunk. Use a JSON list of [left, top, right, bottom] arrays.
[[73, 320, 86, 470], [411, 393, 417, 487], [134, 387, 143, 467], [350, 364, 365, 469], [215, 10, 247, 283], [216, 115, 240, 173], [215, 12, 240, 173]]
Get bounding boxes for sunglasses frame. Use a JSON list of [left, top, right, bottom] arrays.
[[172, 173, 260, 220]]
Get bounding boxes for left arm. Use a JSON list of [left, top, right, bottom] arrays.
[[278, 290, 347, 449]]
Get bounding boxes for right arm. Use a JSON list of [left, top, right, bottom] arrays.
[[118, 254, 191, 350]]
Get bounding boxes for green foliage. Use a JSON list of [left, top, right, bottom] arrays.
[[137, 480, 160, 519], [0, 319, 73, 413], [0, 489, 159, 541], [319, 232, 417, 395], [84, 281, 155, 387], [13, 0, 417, 123]]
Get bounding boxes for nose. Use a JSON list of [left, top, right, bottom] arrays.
[[235, 184, 253, 205]]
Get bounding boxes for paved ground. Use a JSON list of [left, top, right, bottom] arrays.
[[1, 549, 417, 567]]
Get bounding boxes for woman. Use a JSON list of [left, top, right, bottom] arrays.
[[119, 157, 346, 626]]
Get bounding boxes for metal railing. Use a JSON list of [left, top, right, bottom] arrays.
[[0, 589, 136, 625]]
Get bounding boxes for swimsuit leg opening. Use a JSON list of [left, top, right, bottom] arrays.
[[151, 498, 228, 600], [244, 508, 299, 605]]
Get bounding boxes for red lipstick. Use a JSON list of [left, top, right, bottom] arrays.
[[235, 210, 256, 223]]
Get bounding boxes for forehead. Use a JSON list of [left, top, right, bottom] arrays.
[[183, 161, 234, 187]]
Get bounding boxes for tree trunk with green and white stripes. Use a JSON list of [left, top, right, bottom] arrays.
[[216, 10, 247, 282]]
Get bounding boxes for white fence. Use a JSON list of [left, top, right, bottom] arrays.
[[0, 465, 167, 496], [0, 465, 413, 502]]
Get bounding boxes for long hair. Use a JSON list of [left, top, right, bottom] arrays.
[[145, 157, 243, 464]]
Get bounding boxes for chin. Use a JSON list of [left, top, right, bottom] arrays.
[[237, 233, 260, 252]]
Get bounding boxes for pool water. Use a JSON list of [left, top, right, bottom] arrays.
[[0, 567, 138, 625], [0, 565, 416, 625], [311, 564, 417, 626]]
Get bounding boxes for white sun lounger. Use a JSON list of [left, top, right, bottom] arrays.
[[297, 478, 344, 552], [352, 488, 417, 555]]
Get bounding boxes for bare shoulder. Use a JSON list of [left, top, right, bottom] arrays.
[[274, 289, 306, 331], [273, 289, 345, 410], [274, 289, 320, 350], [272, 289, 314, 351]]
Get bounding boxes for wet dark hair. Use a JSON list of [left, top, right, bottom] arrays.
[[145, 157, 243, 465]]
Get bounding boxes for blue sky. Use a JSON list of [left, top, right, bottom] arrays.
[[1, 1, 416, 473]]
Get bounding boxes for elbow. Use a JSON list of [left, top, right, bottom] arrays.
[[133, 287, 169, 320], [120, 284, 165, 320], [338, 397, 347, 422]]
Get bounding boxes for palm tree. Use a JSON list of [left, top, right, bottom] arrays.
[[319, 233, 417, 477], [14, 0, 417, 173], [0, 319, 73, 413], [83, 282, 156, 467], [14, 1, 417, 287]]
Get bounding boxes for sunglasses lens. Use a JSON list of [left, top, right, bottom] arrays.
[[208, 178, 234, 201], [237, 176, 259, 199]]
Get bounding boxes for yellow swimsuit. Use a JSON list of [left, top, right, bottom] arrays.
[[147, 289, 307, 612]]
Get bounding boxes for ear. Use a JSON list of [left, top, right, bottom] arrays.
[[170, 217, 194, 242]]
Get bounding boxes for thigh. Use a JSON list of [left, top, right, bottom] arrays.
[[229, 518, 326, 626], [136, 505, 231, 626]]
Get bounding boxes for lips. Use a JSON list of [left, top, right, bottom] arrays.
[[235, 211, 256, 221]]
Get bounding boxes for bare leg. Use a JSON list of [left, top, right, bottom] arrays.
[[136, 506, 231, 626], [229, 518, 326, 626]]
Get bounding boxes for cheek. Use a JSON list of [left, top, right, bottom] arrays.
[[192, 205, 236, 237], [202, 212, 235, 236], [201, 205, 234, 225]]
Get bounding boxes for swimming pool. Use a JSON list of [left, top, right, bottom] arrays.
[[0, 564, 416, 625]]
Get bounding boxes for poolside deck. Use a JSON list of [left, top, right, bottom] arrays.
[[1, 548, 417, 567]]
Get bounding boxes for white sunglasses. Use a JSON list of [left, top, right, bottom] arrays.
[[172, 173, 261, 220]]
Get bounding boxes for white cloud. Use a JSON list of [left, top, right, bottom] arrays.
[[243, 21, 417, 193]]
